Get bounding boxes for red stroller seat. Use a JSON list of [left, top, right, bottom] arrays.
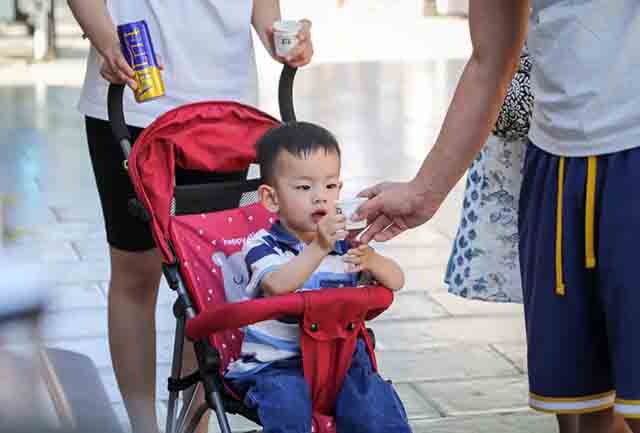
[[107, 66, 394, 433]]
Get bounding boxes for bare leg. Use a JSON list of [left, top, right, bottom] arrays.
[[578, 408, 616, 433], [557, 414, 578, 433], [108, 247, 162, 433], [624, 418, 640, 433]]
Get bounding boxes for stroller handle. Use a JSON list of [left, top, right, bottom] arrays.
[[107, 83, 133, 160], [278, 64, 297, 122], [106, 64, 298, 155]]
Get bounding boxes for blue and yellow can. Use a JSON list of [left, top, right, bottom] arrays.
[[117, 20, 165, 103]]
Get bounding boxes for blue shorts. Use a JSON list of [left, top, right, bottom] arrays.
[[230, 339, 411, 433], [519, 142, 640, 417]]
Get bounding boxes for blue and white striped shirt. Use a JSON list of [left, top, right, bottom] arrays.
[[225, 222, 362, 379]]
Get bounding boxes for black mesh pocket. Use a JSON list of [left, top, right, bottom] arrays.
[[173, 177, 262, 216]]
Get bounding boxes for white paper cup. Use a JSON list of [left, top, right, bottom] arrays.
[[336, 197, 368, 231], [273, 20, 302, 57]]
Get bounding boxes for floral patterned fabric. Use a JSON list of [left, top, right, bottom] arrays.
[[445, 136, 527, 302], [444, 49, 532, 303]]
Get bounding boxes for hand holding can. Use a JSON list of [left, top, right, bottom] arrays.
[[117, 20, 165, 103]]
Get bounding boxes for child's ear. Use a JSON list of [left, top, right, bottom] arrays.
[[258, 184, 279, 212]]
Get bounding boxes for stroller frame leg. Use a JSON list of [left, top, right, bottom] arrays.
[[194, 340, 233, 433], [166, 315, 185, 433], [165, 268, 235, 433], [176, 383, 201, 433], [167, 308, 206, 433], [182, 402, 209, 433], [208, 389, 232, 433]]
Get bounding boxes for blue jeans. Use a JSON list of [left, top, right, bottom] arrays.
[[231, 340, 412, 433]]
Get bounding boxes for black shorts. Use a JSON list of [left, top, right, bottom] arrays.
[[86, 116, 246, 252]]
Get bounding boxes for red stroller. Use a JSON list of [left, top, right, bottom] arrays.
[[107, 66, 394, 433]]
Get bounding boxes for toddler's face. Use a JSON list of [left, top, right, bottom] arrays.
[[272, 148, 342, 238]]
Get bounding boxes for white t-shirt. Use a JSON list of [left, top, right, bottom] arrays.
[[78, 0, 259, 128], [528, 0, 640, 156]]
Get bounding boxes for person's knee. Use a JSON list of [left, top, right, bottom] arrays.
[[579, 408, 616, 433], [622, 417, 638, 433], [108, 247, 162, 304], [556, 414, 578, 433]]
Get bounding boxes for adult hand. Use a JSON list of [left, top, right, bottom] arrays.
[[268, 19, 314, 67], [99, 40, 138, 90], [353, 180, 444, 243]]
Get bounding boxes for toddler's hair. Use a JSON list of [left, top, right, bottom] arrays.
[[255, 122, 340, 185]]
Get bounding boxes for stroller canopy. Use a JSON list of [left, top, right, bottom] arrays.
[[128, 101, 279, 262]]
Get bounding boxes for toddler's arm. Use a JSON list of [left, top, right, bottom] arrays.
[[251, 213, 347, 297], [260, 242, 327, 296], [67, 0, 137, 89]]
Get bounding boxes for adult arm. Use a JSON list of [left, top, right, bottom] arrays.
[[357, 0, 529, 243], [67, 0, 136, 88], [252, 0, 314, 67]]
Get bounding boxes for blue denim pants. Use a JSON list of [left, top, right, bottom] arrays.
[[231, 339, 411, 433]]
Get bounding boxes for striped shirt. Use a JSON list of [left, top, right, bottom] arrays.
[[225, 222, 363, 379]]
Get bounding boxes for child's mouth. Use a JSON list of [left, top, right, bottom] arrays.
[[311, 210, 327, 222]]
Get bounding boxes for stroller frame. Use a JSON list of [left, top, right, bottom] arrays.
[[107, 65, 392, 433]]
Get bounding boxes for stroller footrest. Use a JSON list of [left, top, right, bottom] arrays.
[[167, 371, 200, 392]]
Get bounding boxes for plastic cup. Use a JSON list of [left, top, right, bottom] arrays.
[[335, 197, 368, 231], [273, 20, 302, 57]]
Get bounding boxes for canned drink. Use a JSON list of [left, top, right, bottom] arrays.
[[117, 20, 165, 103]]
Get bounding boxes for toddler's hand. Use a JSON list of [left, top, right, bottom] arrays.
[[315, 211, 346, 253], [343, 244, 374, 273]]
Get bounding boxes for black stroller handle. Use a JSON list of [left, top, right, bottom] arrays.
[[278, 64, 297, 122], [107, 83, 133, 160]]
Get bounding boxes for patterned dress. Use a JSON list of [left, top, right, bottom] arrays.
[[445, 49, 533, 303]]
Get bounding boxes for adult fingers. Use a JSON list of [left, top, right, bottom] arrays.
[[113, 57, 138, 89], [299, 18, 312, 33], [100, 63, 121, 84], [356, 183, 385, 200], [353, 194, 386, 222], [286, 49, 313, 67], [392, 216, 409, 231], [114, 55, 135, 78], [285, 40, 313, 67], [374, 222, 406, 242], [359, 214, 391, 244], [155, 52, 165, 70]]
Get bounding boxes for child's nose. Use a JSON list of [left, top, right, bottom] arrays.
[[313, 192, 328, 203]]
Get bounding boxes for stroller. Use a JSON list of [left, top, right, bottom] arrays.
[[107, 65, 395, 433]]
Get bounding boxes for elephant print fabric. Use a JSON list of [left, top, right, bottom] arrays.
[[168, 203, 275, 365], [212, 250, 250, 303]]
